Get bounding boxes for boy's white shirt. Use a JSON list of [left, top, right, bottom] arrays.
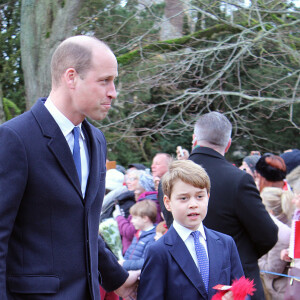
[[172, 220, 209, 269]]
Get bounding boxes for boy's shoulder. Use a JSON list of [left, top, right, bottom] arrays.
[[204, 227, 236, 248]]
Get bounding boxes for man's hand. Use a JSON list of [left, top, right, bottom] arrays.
[[114, 270, 141, 300], [176, 146, 189, 160], [280, 248, 291, 262]]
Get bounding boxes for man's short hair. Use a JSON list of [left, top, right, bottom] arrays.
[[153, 153, 173, 163], [129, 200, 157, 223], [51, 36, 109, 87], [194, 111, 232, 149], [161, 160, 210, 199]]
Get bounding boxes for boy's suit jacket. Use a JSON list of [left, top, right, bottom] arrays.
[[0, 98, 128, 300], [189, 146, 278, 299], [137, 225, 244, 300]]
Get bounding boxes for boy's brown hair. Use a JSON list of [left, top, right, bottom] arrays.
[[129, 200, 157, 223], [162, 160, 211, 198]]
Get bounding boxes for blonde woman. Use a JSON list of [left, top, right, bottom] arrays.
[[259, 187, 294, 299]]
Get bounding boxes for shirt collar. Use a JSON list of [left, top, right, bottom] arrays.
[[173, 219, 206, 242], [44, 97, 85, 140]]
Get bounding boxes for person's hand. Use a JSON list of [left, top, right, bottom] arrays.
[[114, 270, 141, 300], [222, 291, 233, 300], [118, 259, 125, 266], [154, 176, 160, 191], [176, 146, 189, 160], [113, 204, 122, 219], [280, 248, 291, 262]]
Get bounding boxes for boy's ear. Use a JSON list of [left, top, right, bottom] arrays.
[[164, 195, 172, 212], [142, 215, 150, 223]]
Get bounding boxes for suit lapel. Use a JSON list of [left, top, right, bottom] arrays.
[[167, 226, 208, 299], [81, 120, 101, 209], [205, 227, 224, 299], [31, 99, 83, 200]]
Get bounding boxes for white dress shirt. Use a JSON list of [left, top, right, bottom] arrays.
[[173, 220, 209, 269], [44, 98, 89, 197]]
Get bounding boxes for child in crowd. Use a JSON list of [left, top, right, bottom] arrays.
[[154, 220, 168, 241], [137, 160, 244, 300], [119, 200, 157, 271]]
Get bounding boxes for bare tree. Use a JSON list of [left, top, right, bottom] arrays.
[[21, 0, 84, 109], [97, 0, 300, 159]]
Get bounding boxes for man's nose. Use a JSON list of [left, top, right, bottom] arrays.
[[107, 81, 117, 99]]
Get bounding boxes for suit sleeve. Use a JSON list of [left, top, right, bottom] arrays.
[[98, 235, 129, 292], [0, 126, 28, 297], [229, 237, 245, 282], [137, 243, 166, 300], [235, 173, 278, 258]]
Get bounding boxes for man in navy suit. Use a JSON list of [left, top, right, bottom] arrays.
[[138, 160, 244, 300], [0, 36, 138, 299]]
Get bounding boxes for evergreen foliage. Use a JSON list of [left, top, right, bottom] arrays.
[[1, 0, 299, 167], [0, 1, 25, 113]]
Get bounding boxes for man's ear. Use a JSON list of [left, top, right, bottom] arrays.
[[64, 68, 77, 89], [225, 138, 231, 153], [164, 195, 172, 212], [192, 134, 197, 148]]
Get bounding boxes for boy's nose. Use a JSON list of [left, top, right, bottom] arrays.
[[189, 198, 198, 207]]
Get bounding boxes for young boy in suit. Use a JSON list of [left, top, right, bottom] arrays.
[[137, 160, 244, 300]]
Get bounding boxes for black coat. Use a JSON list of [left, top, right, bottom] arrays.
[[189, 146, 278, 300]]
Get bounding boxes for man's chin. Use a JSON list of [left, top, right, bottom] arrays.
[[90, 111, 109, 121]]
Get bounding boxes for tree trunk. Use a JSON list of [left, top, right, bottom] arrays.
[[160, 0, 184, 40], [20, 0, 84, 109]]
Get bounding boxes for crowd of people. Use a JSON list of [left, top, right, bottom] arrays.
[[0, 33, 299, 300], [101, 112, 300, 300]]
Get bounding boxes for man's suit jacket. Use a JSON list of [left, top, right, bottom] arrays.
[[189, 146, 278, 300], [0, 99, 128, 300], [137, 225, 244, 300]]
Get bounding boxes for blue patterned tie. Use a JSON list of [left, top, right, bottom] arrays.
[[191, 231, 209, 292], [73, 126, 81, 185]]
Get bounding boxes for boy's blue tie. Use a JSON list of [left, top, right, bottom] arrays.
[[73, 126, 81, 185], [191, 231, 209, 292]]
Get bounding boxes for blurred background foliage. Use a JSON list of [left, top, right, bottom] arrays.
[[1, 0, 299, 168]]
